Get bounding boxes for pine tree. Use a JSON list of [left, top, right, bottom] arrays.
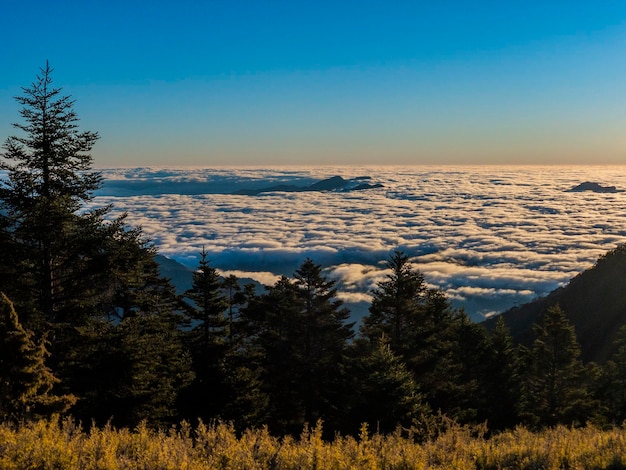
[[346, 336, 429, 434], [0, 64, 196, 425], [218, 277, 267, 429], [481, 316, 522, 430], [361, 250, 427, 355], [0, 293, 75, 421], [599, 325, 626, 423], [521, 304, 595, 427], [184, 249, 229, 352], [179, 250, 231, 421], [244, 276, 302, 433], [113, 312, 194, 427], [66, 274, 193, 427], [292, 259, 355, 427], [249, 259, 354, 435], [360, 250, 463, 418], [222, 274, 245, 344], [439, 313, 492, 423], [0, 62, 102, 329]]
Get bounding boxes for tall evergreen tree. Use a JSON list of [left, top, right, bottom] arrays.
[[184, 249, 229, 351], [481, 316, 522, 430], [521, 304, 595, 427], [248, 259, 354, 435], [361, 250, 427, 355], [345, 336, 429, 434], [293, 259, 355, 428], [360, 250, 463, 418], [112, 312, 194, 427], [440, 313, 491, 423], [0, 62, 102, 330], [218, 277, 267, 429], [222, 274, 245, 344], [243, 276, 302, 433], [0, 64, 196, 425], [598, 325, 626, 423], [179, 250, 230, 421]]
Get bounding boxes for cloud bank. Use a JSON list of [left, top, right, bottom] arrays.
[[86, 166, 626, 321]]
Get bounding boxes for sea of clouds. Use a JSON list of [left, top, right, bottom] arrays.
[[87, 166, 626, 322]]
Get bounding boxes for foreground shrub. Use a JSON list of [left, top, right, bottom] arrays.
[[1, 417, 626, 469]]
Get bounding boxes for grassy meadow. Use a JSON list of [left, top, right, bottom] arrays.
[[1, 418, 626, 469]]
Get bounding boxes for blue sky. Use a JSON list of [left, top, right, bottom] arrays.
[[2, 1, 626, 166]]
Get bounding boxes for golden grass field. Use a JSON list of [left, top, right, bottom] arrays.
[[1, 418, 626, 469]]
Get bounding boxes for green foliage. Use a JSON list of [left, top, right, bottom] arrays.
[[0, 64, 199, 428], [361, 250, 427, 353], [521, 304, 597, 427], [360, 250, 476, 420], [184, 248, 229, 344], [481, 316, 522, 430], [442, 313, 491, 423], [113, 313, 194, 427], [245, 259, 354, 435], [0, 62, 102, 329], [0, 293, 75, 421], [495, 243, 626, 363], [346, 336, 430, 434], [599, 325, 626, 423], [69, 314, 194, 428], [178, 250, 232, 421]]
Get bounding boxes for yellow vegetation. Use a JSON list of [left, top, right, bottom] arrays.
[[0, 417, 625, 469]]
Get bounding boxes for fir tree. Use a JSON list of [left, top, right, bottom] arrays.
[[184, 249, 229, 351], [179, 250, 230, 421], [113, 312, 194, 427], [346, 336, 429, 434], [521, 304, 595, 427], [599, 325, 626, 423], [481, 316, 522, 430], [361, 250, 427, 355], [0, 64, 196, 426], [222, 274, 245, 344], [360, 250, 463, 418], [0, 62, 102, 329], [249, 259, 354, 435], [292, 259, 355, 428], [245, 276, 302, 433]]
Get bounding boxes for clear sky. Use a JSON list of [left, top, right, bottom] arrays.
[[2, 0, 626, 167]]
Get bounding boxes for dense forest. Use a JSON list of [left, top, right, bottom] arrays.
[[2, 64, 626, 440]]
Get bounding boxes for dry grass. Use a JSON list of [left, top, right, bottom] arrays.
[[0, 417, 625, 469]]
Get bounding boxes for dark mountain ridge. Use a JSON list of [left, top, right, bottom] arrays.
[[567, 181, 621, 193], [487, 244, 626, 363], [233, 175, 383, 195]]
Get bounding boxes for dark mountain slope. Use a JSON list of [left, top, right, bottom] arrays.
[[487, 245, 626, 363], [155, 255, 194, 293]]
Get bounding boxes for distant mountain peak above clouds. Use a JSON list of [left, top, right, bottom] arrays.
[[233, 175, 384, 195], [567, 182, 621, 193]]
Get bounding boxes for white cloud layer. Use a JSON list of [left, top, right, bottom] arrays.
[[86, 165, 626, 321]]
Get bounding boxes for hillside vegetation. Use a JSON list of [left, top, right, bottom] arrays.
[[1, 418, 626, 470], [494, 245, 626, 362]]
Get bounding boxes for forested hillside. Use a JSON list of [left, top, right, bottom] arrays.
[[3, 65, 626, 438], [492, 245, 626, 363]]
